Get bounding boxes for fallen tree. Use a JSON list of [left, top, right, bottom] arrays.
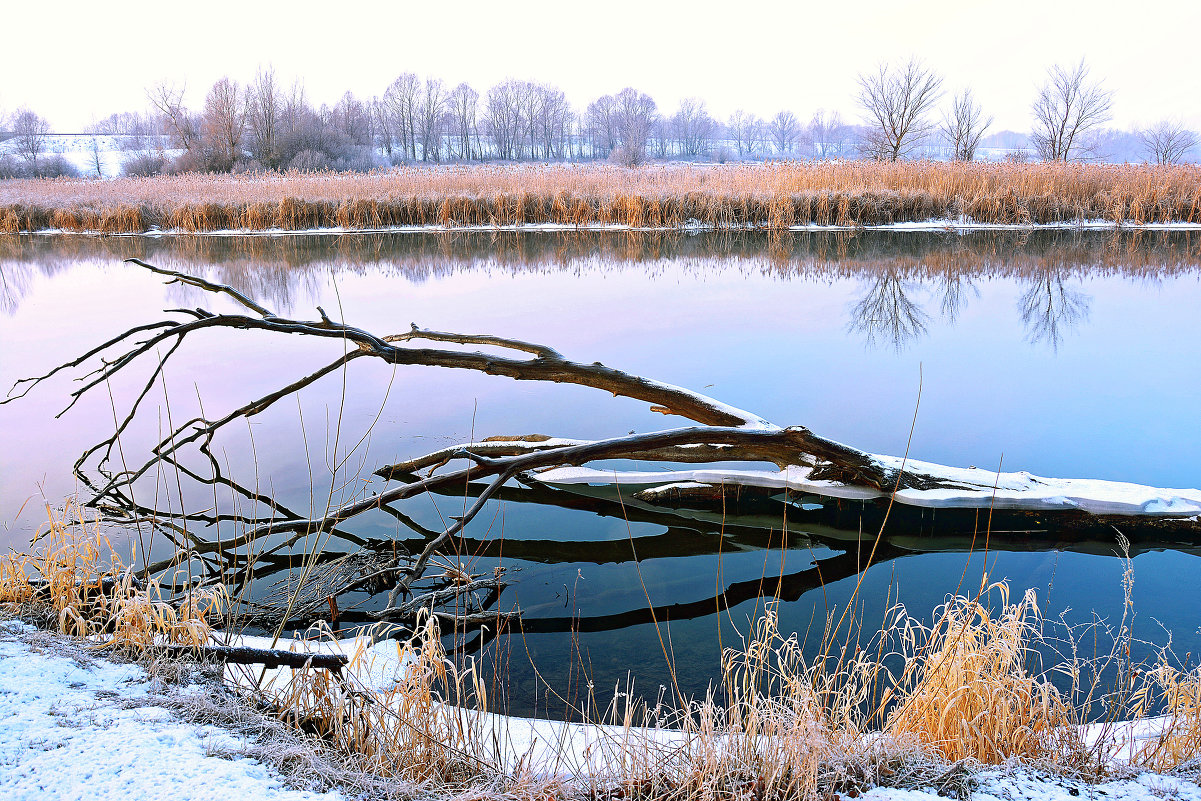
[[6, 259, 1200, 628]]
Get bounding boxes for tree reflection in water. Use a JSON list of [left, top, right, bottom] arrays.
[[847, 270, 930, 350], [936, 268, 979, 324], [1018, 268, 1091, 350]]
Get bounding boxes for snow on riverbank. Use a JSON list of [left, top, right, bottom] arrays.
[[0, 620, 342, 801], [2, 618, 1199, 800], [18, 218, 1201, 236]]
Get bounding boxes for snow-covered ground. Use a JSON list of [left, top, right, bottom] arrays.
[[0, 620, 342, 800], [2, 618, 1198, 800]]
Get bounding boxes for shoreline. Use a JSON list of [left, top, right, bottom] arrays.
[[7, 218, 1201, 237], [4, 617, 1199, 801]]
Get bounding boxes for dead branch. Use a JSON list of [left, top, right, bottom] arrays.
[[154, 642, 348, 672]]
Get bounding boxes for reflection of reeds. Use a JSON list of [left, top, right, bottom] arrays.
[[3, 162, 1201, 233], [2, 229, 1199, 318]]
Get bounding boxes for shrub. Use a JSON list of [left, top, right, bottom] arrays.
[[122, 152, 167, 177]]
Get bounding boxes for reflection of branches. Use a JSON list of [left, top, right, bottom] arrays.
[[0, 262, 34, 314], [936, 269, 979, 323], [4, 229, 1201, 318], [848, 270, 929, 350], [1019, 269, 1091, 350]]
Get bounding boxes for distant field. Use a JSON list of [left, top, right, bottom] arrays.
[[2, 161, 1200, 233]]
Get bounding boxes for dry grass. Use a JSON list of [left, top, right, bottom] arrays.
[[2, 161, 1200, 234], [5, 502, 1201, 799], [262, 614, 496, 787], [1130, 665, 1201, 771], [882, 585, 1080, 764], [0, 500, 225, 652]]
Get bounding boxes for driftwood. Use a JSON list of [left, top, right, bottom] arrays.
[[155, 643, 348, 672], [5, 258, 1200, 630]]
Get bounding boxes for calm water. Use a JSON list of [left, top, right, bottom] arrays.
[[2, 230, 1199, 717]]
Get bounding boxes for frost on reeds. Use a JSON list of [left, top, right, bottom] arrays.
[[882, 584, 1080, 764], [0, 499, 225, 652], [258, 613, 497, 787], [2, 161, 1200, 233]]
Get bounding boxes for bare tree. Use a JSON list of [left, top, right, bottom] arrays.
[[415, 78, 446, 162], [652, 115, 671, 159], [584, 88, 655, 164], [728, 109, 750, 157], [88, 136, 104, 178], [670, 98, 715, 158], [941, 89, 992, 161], [382, 73, 421, 161], [856, 58, 944, 161], [1030, 60, 1112, 162], [330, 91, 372, 148], [247, 67, 281, 168], [487, 79, 533, 160], [147, 81, 199, 152], [446, 82, 480, 160], [201, 77, 245, 170], [770, 111, 799, 154], [612, 87, 657, 166], [1139, 119, 1198, 165], [584, 93, 618, 159], [805, 109, 849, 159], [529, 83, 571, 160], [11, 109, 50, 168], [744, 114, 767, 156]]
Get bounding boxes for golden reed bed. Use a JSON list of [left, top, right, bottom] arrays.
[[2, 161, 1200, 234]]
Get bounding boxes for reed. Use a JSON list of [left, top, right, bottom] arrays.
[[0, 500, 225, 652], [882, 585, 1079, 764], [3, 162, 1200, 234]]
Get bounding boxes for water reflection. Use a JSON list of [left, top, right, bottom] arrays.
[[1018, 268, 1092, 350], [5, 228, 1201, 717], [4, 230, 1196, 353], [848, 270, 930, 350], [936, 268, 979, 324]]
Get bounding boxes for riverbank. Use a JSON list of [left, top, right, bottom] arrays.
[[3, 502, 1201, 798], [4, 619, 1200, 801], [2, 162, 1200, 234], [0, 619, 352, 800]]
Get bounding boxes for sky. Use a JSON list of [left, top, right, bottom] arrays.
[[3, 0, 1199, 133]]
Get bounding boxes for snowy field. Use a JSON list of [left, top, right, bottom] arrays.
[[0, 134, 130, 178]]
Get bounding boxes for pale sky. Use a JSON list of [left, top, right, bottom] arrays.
[[3, 0, 1199, 133]]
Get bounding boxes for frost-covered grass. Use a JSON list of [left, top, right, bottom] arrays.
[[2, 161, 1200, 234], [3, 502, 1201, 800]]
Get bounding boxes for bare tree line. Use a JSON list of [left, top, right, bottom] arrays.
[[2, 58, 1198, 179]]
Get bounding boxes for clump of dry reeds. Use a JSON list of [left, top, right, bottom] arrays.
[[2, 161, 1199, 234], [1129, 664, 1201, 771], [0, 500, 224, 652], [261, 614, 495, 787], [882, 584, 1080, 764]]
